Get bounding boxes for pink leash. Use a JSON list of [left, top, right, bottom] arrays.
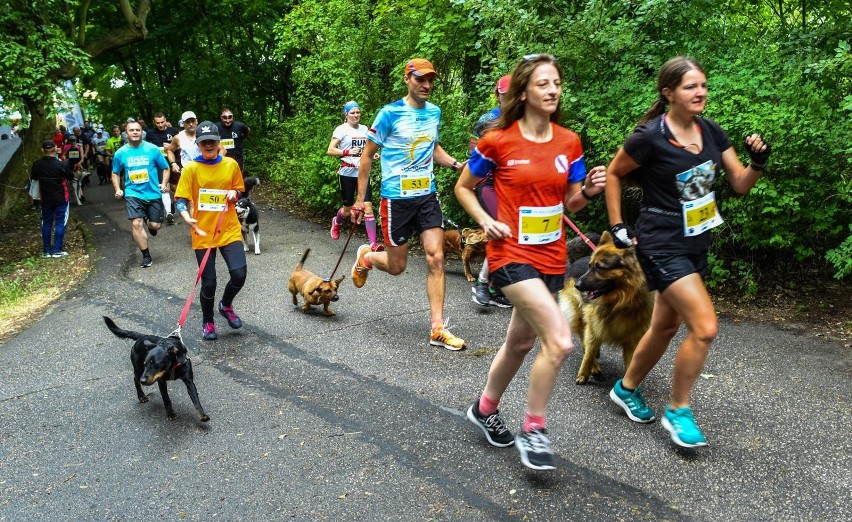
[[176, 206, 228, 330], [562, 215, 598, 251]]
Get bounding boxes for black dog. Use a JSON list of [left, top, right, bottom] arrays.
[[235, 176, 260, 255], [103, 316, 209, 422]]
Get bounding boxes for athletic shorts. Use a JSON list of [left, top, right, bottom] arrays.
[[125, 197, 164, 223], [380, 192, 443, 247], [637, 251, 709, 292], [194, 240, 247, 280], [490, 263, 565, 294], [338, 175, 372, 207]]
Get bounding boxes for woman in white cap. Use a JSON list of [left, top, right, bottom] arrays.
[[326, 101, 382, 251]]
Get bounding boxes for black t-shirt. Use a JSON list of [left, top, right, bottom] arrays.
[[31, 156, 73, 206], [215, 121, 249, 158], [145, 126, 179, 148], [623, 115, 732, 254]]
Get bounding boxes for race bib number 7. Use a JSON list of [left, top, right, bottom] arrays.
[[198, 189, 228, 211], [518, 203, 563, 245]]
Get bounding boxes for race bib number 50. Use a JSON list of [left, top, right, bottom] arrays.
[[198, 188, 228, 211], [518, 203, 563, 245]]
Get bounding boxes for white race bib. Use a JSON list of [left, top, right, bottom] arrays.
[[198, 188, 228, 211], [682, 191, 723, 236], [518, 203, 563, 245]]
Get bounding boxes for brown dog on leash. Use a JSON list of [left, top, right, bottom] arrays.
[[288, 249, 344, 316], [443, 227, 488, 282]]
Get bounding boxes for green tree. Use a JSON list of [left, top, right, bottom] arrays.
[[0, 0, 152, 217]]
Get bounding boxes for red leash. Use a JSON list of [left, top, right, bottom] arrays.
[[562, 215, 598, 251], [177, 206, 229, 329]]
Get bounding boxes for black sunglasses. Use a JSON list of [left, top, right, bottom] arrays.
[[221, 115, 234, 119]]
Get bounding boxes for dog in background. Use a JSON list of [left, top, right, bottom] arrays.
[[288, 249, 344, 316], [559, 231, 653, 384], [443, 220, 488, 282], [235, 176, 260, 255], [103, 316, 209, 421]]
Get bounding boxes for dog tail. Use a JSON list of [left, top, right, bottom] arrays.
[[243, 176, 260, 196], [103, 316, 145, 341], [296, 248, 310, 270]]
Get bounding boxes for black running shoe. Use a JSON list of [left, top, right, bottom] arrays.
[[466, 400, 515, 447], [471, 280, 491, 307], [140, 255, 153, 268], [516, 429, 556, 471]]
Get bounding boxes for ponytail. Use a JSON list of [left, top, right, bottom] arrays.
[[639, 97, 667, 125]]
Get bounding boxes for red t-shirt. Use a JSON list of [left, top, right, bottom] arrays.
[[470, 121, 585, 274]]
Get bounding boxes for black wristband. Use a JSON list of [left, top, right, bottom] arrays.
[[451, 160, 459, 172], [749, 162, 765, 171], [580, 186, 595, 200]]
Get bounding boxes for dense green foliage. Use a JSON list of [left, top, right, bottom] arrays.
[[2, 0, 850, 286]]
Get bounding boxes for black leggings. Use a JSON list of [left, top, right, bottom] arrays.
[[195, 241, 248, 323]]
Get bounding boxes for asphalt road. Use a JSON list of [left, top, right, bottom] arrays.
[[1, 182, 849, 521]]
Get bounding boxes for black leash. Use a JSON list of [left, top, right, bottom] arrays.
[[327, 221, 357, 280]]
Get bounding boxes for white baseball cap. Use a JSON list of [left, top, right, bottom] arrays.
[[180, 111, 197, 122]]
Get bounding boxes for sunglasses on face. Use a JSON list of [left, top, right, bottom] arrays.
[[221, 115, 233, 119]]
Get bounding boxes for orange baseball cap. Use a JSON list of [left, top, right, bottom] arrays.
[[405, 58, 439, 78]]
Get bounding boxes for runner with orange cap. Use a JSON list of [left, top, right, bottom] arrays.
[[350, 58, 467, 351]]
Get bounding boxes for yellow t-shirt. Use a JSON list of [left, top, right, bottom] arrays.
[[175, 157, 246, 250]]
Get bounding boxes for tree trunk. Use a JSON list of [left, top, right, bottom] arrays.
[[0, 94, 56, 217]]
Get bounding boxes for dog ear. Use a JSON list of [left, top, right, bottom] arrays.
[[143, 339, 157, 349], [599, 231, 614, 245], [334, 275, 345, 286], [309, 286, 322, 296]]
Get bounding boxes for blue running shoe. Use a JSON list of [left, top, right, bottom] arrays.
[[202, 321, 218, 341], [218, 302, 243, 329], [610, 379, 655, 423], [662, 407, 708, 448]]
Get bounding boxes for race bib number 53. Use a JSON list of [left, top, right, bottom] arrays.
[[198, 189, 228, 211]]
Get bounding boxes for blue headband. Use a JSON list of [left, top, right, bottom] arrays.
[[343, 101, 360, 115]]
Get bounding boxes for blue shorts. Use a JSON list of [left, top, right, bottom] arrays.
[[490, 263, 565, 294], [637, 251, 708, 292]]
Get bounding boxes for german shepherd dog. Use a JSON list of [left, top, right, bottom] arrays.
[[103, 316, 209, 421], [235, 176, 260, 255], [558, 231, 653, 384]]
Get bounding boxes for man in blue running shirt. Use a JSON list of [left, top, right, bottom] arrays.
[[351, 58, 467, 351], [112, 120, 170, 267]]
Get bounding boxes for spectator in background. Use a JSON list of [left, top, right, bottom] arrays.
[[31, 141, 74, 257]]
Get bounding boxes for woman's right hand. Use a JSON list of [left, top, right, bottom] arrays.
[[482, 219, 512, 240]]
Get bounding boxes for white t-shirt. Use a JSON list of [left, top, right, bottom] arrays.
[[332, 123, 368, 177]]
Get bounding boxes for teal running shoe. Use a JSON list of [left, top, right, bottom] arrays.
[[662, 407, 708, 448], [609, 379, 656, 423]]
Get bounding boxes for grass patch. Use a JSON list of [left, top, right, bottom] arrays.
[[0, 205, 91, 343]]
